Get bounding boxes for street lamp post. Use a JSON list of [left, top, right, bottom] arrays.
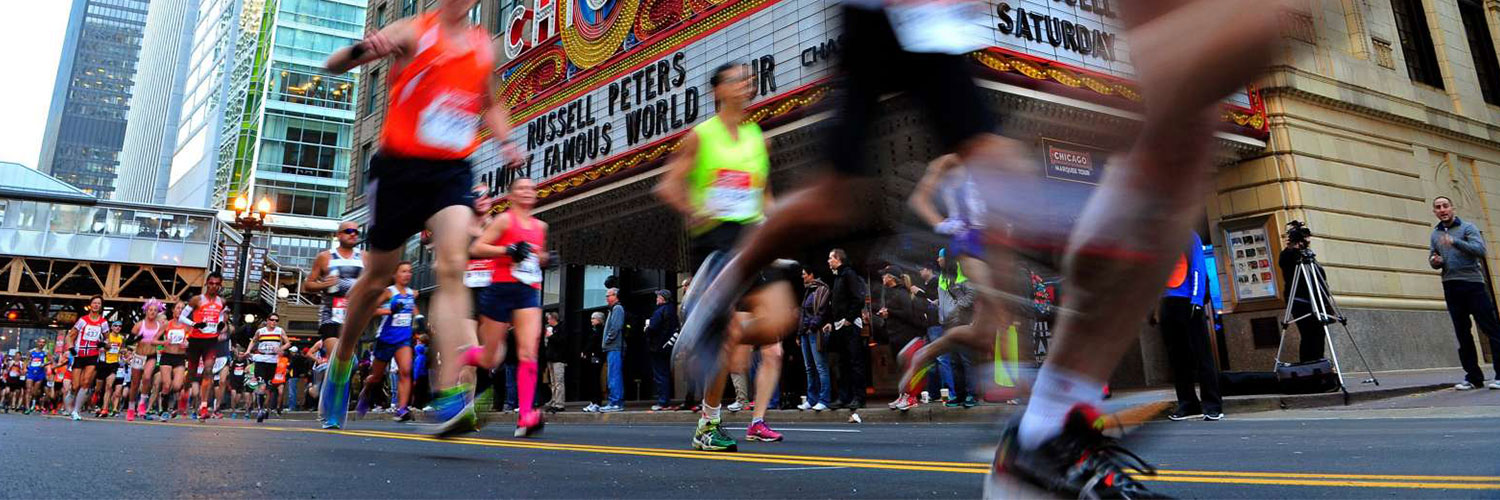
[[230, 194, 272, 336]]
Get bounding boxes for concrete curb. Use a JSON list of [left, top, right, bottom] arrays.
[[265, 382, 1448, 426]]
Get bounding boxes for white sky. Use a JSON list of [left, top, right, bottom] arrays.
[[0, 3, 73, 168]]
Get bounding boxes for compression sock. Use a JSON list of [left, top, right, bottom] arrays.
[[517, 361, 538, 419], [701, 402, 722, 421], [1017, 365, 1104, 450], [460, 346, 483, 367], [73, 389, 90, 414]]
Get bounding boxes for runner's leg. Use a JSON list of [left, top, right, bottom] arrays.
[[512, 308, 542, 424], [427, 205, 481, 390], [394, 346, 414, 410]]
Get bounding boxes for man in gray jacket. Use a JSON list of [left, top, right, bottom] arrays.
[[1429, 196, 1500, 390], [601, 288, 627, 410]]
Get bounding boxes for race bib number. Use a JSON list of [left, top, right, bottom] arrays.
[[418, 92, 479, 151], [332, 297, 348, 324], [257, 341, 280, 354], [108, 345, 121, 355], [233, 367, 245, 376], [129, 356, 145, 370], [884, 1, 987, 55], [464, 269, 492, 288], [82, 325, 103, 343], [168, 329, 187, 345], [705, 170, 759, 220], [512, 256, 542, 286], [393, 313, 413, 327], [30, 360, 42, 368]]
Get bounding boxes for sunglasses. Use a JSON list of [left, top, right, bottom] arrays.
[[267, 318, 279, 322], [340, 228, 361, 236]]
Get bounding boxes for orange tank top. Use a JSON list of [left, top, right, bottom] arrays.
[[380, 12, 495, 160]]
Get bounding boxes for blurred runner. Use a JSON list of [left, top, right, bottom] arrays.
[[357, 262, 420, 423], [321, 0, 521, 432], [657, 63, 797, 451], [465, 178, 548, 437]]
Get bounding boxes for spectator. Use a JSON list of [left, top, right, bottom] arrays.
[[878, 266, 923, 409], [824, 249, 869, 409], [912, 261, 954, 402], [543, 313, 567, 412], [797, 267, 832, 411], [289, 347, 314, 410], [600, 289, 626, 412], [645, 290, 679, 411], [412, 333, 429, 409], [938, 249, 978, 407], [580, 312, 606, 412], [1156, 231, 1223, 421], [1429, 196, 1500, 390]]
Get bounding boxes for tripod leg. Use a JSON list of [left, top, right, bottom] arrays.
[[1321, 322, 1348, 391], [1340, 322, 1380, 386]]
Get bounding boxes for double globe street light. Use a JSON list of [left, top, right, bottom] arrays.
[[230, 193, 273, 334]]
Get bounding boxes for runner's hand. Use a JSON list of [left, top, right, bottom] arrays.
[[360, 30, 402, 59]]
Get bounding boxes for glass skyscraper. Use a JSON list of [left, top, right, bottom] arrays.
[[37, 0, 152, 199]]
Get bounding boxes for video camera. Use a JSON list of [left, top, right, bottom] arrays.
[[1286, 220, 1313, 244]]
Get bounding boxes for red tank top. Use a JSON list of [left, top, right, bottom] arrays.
[[73, 315, 107, 356], [379, 12, 494, 159], [190, 296, 226, 339], [491, 211, 546, 289]]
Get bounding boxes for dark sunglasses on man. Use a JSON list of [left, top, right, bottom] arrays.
[[340, 228, 360, 236]]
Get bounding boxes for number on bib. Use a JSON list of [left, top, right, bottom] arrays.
[[82, 326, 103, 342], [393, 313, 413, 327], [513, 256, 542, 286], [332, 297, 348, 324], [418, 93, 479, 151], [464, 269, 492, 288], [705, 170, 759, 220], [168, 330, 187, 345]]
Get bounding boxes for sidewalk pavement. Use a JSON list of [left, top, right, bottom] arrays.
[[284, 368, 1466, 426]]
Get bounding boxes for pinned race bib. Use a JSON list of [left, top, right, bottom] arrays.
[[705, 170, 760, 220], [168, 329, 187, 345], [233, 367, 245, 376], [418, 92, 479, 151], [883, 1, 987, 55], [82, 325, 103, 343], [108, 345, 120, 355], [513, 255, 542, 286], [393, 313, 413, 327], [332, 297, 349, 324], [129, 356, 145, 370], [30, 360, 42, 368], [464, 269, 492, 288], [258, 341, 280, 354]]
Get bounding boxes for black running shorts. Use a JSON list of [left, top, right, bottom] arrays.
[[366, 153, 476, 252], [826, 6, 996, 176]]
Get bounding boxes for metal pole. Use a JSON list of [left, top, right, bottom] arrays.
[[232, 228, 251, 334]]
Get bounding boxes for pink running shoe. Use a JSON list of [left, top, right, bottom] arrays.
[[746, 421, 783, 442], [126, 408, 135, 422]]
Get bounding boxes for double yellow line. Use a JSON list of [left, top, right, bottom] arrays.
[[123, 418, 1500, 491]]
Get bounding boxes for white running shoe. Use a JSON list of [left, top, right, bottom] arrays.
[[796, 401, 812, 411], [726, 401, 744, 412], [582, 403, 599, 412], [811, 403, 829, 411], [1456, 381, 1477, 390], [650, 405, 664, 411], [71, 411, 81, 421], [1488, 381, 1500, 390]]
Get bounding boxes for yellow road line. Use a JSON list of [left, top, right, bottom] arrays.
[[48, 416, 1500, 491]]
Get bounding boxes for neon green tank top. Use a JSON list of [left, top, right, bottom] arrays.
[[688, 116, 769, 234]]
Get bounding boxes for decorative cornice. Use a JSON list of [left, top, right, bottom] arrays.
[[1260, 86, 1500, 150]]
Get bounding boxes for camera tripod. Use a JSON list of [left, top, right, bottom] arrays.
[[1279, 250, 1380, 398]]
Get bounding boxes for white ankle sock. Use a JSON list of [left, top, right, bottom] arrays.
[[702, 402, 722, 421], [1017, 365, 1103, 450]]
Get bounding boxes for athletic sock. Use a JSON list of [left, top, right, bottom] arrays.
[[1017, 365, 1104, 450], [750, 417, 764, 426], [73, 389, 90, 414], [701, 402, 722, 421], [517, 361, 538, 418]]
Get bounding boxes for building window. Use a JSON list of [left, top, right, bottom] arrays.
[[365, 69, 381, 115], [1459, 0, 1500, 105], [1390, 0, 1444, 88], [469, 4, 483, 29], [375, 3, 386, 28], [401, 0, 417, 17]]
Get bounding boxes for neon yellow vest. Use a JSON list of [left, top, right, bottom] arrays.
[[688, 116, 768, 235]]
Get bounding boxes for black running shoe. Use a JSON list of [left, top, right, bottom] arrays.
[[1166, 404, 1203, 421], [988, 404, 1169, 499]]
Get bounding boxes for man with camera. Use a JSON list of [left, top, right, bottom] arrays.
[[1279, 221, 1330, 362], [1429, 196, 1500, 390]]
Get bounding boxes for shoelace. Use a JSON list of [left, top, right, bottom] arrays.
[[1075, 437, 1160, 499]]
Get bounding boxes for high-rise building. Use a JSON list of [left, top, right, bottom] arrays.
[[116, 0, 198, 204], [168, 0, 365, 273], [37, 0, 152, 199]]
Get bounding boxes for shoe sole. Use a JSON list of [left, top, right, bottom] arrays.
[[746, 435, 782, 442], [1167, 413, 1204, 421], [514, 420, 545, 438], [430, 401, 482, 439]]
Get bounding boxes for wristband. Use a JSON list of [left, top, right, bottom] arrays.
[[348, 42, 367, 59]]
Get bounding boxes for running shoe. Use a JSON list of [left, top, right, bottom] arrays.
[[514, 412, 545, 438], [599, 405, 623, 413], [428, 385, 480, 439], [1203, 412, 1224, 421], [355, 386, 373, 419], [126, 408, 135, 422], [318, 376, 351, 430], [986, 404, 1167, 499], [393, 407, 412, 422], [1167, 405, 1203, 421], [257, 409, 268, 423], [895, 394, 919, 411], [674, 252, 739, 385], [692, 417, 738, 452], [212, 411, 224, 419], [796, 401, 812, 411], [745, 421, 783, 442], [651, 404, 665, 411], [811, 403, 829, 411], [70, 411, 81, 421], [726, 401, 744, 412], [962, 396, 978, 408]]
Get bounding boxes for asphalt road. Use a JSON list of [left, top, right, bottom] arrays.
[[1, 404, 1497, 499]]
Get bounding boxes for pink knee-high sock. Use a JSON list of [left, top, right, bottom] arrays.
[[518, 361, 538, 418]]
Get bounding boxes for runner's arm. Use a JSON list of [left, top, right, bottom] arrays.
[[324, 19, 413, 75], [654, 131, 700, 219], [908, 154, 957, 229], [303, 252, 336, 292], [178, 297, 198, 325], [373, 289, 395, 317], [468, 214, 512, 259]]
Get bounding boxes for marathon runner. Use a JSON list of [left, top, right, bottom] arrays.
[[158, 301, 192, 420], [357, 262, 420, 423], [127, 299, 165, 421], [656, 62, 798, 451], [465, 178, 548, 437], [25, 339, 47, 414], [303, 220, 365, 420], [249, 313, 290, 422], [65, 296, 108, 420], [227, 349, 249, 418], [2, 358, 19, 412], [179, 272, 228, 420], [320, 0, 522, 432], [96, 320, 126, 418]]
